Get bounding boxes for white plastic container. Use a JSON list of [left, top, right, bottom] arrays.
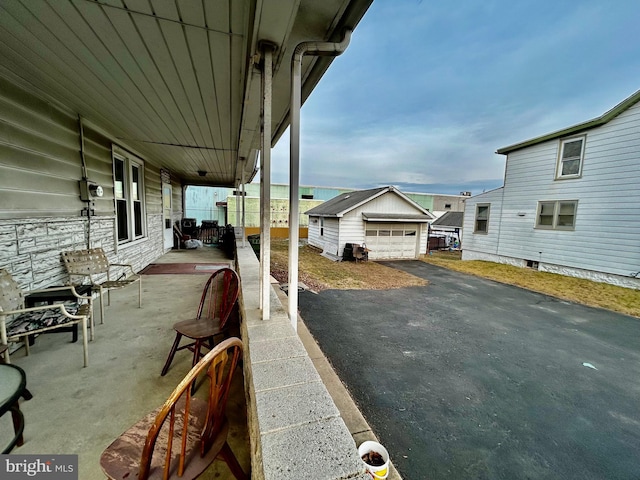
[[358, 440, 390, 479]]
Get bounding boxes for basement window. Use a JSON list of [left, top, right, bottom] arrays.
[[526, 260, 539, 270]]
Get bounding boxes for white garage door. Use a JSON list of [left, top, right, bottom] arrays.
[[365, 223, 419, 259]]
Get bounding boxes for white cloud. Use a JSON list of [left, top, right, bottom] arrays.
[[263, 0, 640, 196]]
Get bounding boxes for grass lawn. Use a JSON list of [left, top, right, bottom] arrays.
[[269, 239, 639, 318], [420, 250, 640, 318]]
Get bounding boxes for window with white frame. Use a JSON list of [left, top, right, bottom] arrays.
[[114, 152, 146, 243], [474, 204, 490, 233], [536, 200, 577, 230], [556, 136, 585, 179]]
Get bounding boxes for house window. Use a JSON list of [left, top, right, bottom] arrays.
[[556, 136, 585, 179], [114, 153, 146, 243], [320, 218, 324, 236], [536, 200, 577, 230], [444, 203, 452, 209], [474, 204, 490, 233]]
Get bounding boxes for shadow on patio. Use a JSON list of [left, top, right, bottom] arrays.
[[0, 246, 250, 480]]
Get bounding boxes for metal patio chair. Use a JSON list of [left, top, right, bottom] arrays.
[[0, 269, 91, 367], [61, 247, 141, 324]]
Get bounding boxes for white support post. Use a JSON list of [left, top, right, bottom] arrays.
[[288, 63, 301, 329], [235, 190, 241, 237], [241, 167, 246, 249], [260, 43, 275, 320]]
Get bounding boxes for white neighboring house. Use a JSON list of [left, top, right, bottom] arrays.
[[429, 211, 464, 248], [463, 90, 640, 289], [306, 186, 435, 260]]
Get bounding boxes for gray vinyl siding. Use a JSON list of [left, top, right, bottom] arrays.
[[307, 217, 321, 249], [144, 163, 163, 216], [418, 222, 428, 254], [84, 127, 120, 217], [0, 76, 89, 218], [461, 188, 504, 255], [486, 102, 640, 277], [321, 218, 340, 256], [307, 216, 339, 256], [0, 73, 177, 284], [339, 211, 366, 250]]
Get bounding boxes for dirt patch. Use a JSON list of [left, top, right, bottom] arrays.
[[270, 239, 427, 291]]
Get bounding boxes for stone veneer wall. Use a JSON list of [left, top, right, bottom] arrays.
[[0, 213, 165, 291]]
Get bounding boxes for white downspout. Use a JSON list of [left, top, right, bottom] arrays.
[[288, 30, 352, 329]]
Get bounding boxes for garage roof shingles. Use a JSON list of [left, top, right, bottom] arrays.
[[305, 187, 387, 217], [305, 186, 433, 221]]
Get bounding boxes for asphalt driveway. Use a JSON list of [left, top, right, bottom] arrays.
[[297, 260, 640, 480]]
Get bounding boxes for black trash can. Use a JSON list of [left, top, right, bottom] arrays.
[[181, 218, 197, 237], [343, 243, 354, 261]]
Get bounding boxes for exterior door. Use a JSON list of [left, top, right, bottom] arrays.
[[163, 184, 173, 250]]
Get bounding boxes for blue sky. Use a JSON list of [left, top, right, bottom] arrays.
[[267, 0, 640, 196]]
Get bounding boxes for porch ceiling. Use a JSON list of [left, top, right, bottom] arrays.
[[0, 0, 371, 187]]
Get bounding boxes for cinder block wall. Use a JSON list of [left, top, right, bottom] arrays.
[[235, 246, 371, 480]]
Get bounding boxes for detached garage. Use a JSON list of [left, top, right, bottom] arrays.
[[306, 186, 435, 260]]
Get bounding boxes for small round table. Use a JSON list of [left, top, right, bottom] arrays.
[[0, 363, 32, 453]]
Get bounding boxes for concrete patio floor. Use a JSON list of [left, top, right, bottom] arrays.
[[0, 246, 250, 479]]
